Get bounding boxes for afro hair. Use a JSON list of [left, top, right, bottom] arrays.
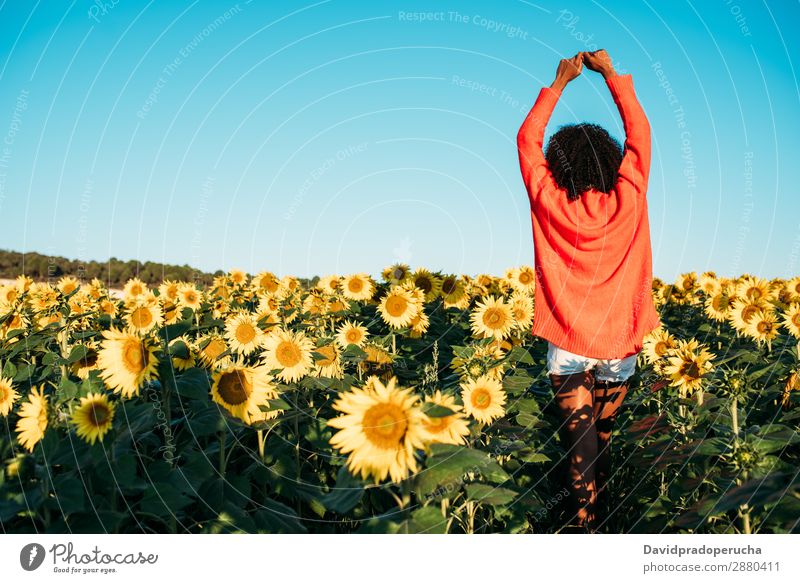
[[544, 123, 624, 200]]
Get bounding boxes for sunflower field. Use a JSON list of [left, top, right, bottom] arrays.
[[0, 267, 799, 534]]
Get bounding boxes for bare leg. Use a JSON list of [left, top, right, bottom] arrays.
[[593, 379, 629, 498], [551, 370, 597, 529]]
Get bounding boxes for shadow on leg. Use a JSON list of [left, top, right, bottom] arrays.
[[551, 370, 597, 529], [593, 379, 629, 499]]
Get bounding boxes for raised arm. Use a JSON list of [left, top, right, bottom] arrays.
[[517, 53, 583, 206], [584, 50, 651, 195]]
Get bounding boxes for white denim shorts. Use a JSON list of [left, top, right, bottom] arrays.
[[546, 341, 638, 382]]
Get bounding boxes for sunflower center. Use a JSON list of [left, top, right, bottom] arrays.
[[792, 314, 800, 327], [471, 388, 491, 410], [712, 295, 729, 311], [122, 340, 148, 374], [518, 271, 533, 284], [348, 279, 364, 293], [655, 341, 669, 356], [235, 322, 257, 344], [757, 320, 773, 334], [88, 403, 111, 426], [741, 305, 759, 322], [316, 344, 336, 366], [442, 278, 457, 294], [415, 277, 432, 293], [362, 403, 407, 449], [680, 360, 701, 380], [130, 307, 153, 329], [748, 287, 761, 300], [217, 370, 252, 405], [386, 295, 408, 317], [276, 340, 302, 367], [345, 329, 362, 343], [483, 308, 506, 329], [423, 415, 450, 433], [204, 338, 226, 360], [80, 350, 99, 368]]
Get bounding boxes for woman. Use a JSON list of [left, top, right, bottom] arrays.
[[516, 50, 661, 532]]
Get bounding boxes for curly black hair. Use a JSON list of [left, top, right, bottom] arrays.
[[544, 123, 623, 200]]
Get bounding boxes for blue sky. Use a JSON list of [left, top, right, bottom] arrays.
[[0, 0, 798, 280]]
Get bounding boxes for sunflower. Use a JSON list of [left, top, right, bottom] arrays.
[[362, 343, 394, 366], [122, 277, 147, 300], [15, 385, 48, 452], [195, 334, 230, 369], [169, 339, 196, 371], [224, 311, 264, 356], [336, 320, 369, 348], [781, 370, 800, 408], [162, 300, 180, 325], [510, 293, 534, 331], [410, 268, 441, 303], [70, 346, 100, 380], [341, 273, 375, 301], [177, 284, 203, 310], [663, 339, 715, 394], [316, 275, 340, 295], [261, 328, 314, 383], [781, 304, 800, 339], [158, 280, 180, 302], [461, 374, 506, 424], [382, 263, 410, 285], [744, 310, 780, 347], [0, 284, 18, 306], [0, 376, 19, 416], [698, 272, 720, 295], [470, 295, 514, 340], [408, 309, 430, 338], [440, 274, 466, 306], [211, 365, 279, 424], [511, 266, 537, 293], [1, 311, 27, 340], [704, 291, 734, 322], [736, 275, 772, 303], [676, 272, 697, 293], [312, 342, 343, 379], [327, 376, 428, 483], [71, 393, 115, 445], [303, 290, 328, 316], [378, 286, 419, 329], [97, 329, 159, 398], [99, 299, 118, 317], [124, 296, 163, 334], [228, 269, 248, 287], [420, 391, 470, 445], [57, 276, 80, 296], [327, 297, 348, 314], [252, 271, 281, 294], [729, 298, 768, 334], [642, 327, 677, 364], [785, 276, 800, 303]]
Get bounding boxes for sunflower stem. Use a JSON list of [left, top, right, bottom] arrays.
[[257, 429, 266, 460], [218, 423, 227, 477], [731, 397, 739, 437]]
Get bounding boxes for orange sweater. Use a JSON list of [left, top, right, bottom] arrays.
[[517, 74, 661, 359]]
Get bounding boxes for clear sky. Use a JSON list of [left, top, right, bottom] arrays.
[[0, 0, 798, 281]]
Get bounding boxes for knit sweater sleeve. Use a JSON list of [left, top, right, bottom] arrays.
[[606, 74, 651, 196], [517, 86, 561, 207]]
